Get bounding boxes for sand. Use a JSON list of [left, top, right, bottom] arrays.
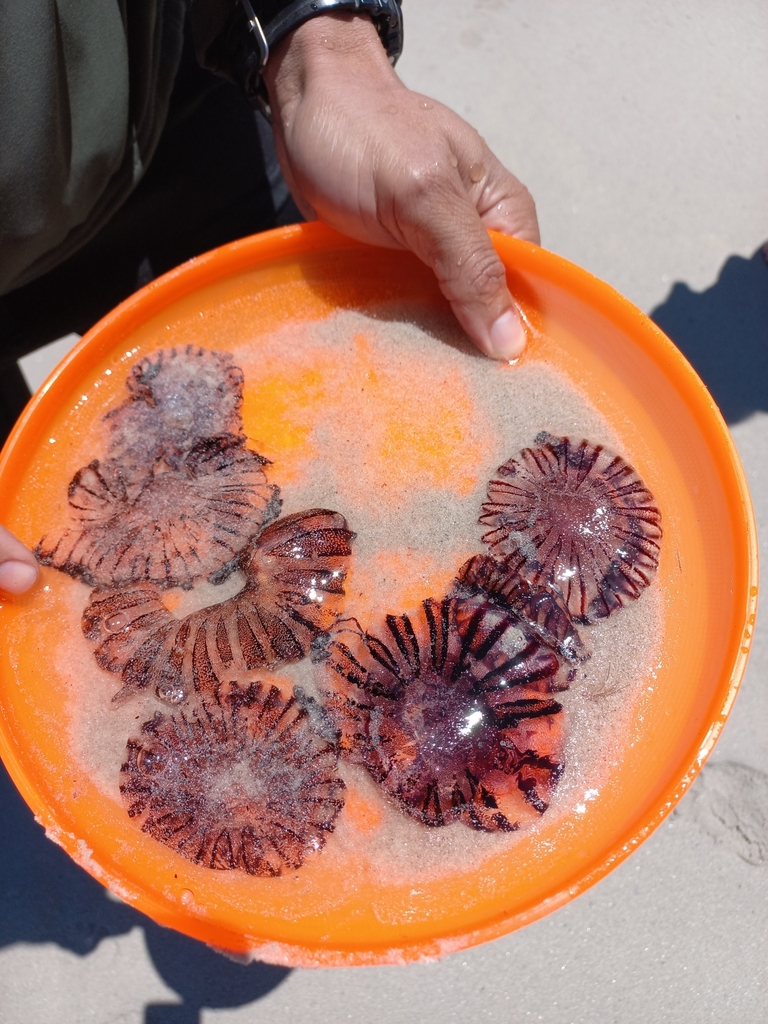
[[54, 308, 663, 885]]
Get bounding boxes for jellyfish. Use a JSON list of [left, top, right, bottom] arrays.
[[82, 508, 356, 705], [479, 434, 662, 622], [454, 553, 586, 667], [38, 434, 280, 590], [104, 346, 248, 496], [120, 682, 346, 875], [316, 597, 565, 832]]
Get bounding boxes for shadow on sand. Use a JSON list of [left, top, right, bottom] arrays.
[[650, 246, 768, 424], [0, 761, 290, 1024]]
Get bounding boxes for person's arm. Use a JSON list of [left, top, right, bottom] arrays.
[[1, 6, 541, 581], [262, 11, 539, 360], [0, 526, 39, 595]]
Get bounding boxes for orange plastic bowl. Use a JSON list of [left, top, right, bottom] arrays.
[[0, 223, 757, 966]]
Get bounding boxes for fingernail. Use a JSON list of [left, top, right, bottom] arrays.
[[488, 307, 526, 360], [0, 560, 38, 595]]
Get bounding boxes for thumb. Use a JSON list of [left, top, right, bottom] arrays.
[[400, 185, 527, 360], [0, 525, 39, 595]]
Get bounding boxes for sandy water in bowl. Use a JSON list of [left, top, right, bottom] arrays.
[[54, 309, 663, 886]]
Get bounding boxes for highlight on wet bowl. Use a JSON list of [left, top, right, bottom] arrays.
[[0, 224, 756, 967]]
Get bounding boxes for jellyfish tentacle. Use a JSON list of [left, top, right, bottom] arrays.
[[489, 694, 563, 729], [478, 639, 562, 695], [385, 612, 422, 676], [423, 593, 451, 674]]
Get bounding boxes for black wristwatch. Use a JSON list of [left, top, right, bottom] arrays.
[[192, 0, 404, 115]]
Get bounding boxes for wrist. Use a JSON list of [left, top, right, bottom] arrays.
[[264, 12, 399, 114]]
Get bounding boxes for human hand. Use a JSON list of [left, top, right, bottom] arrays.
[[0, 525, 39, 595], [263, 13, 540, 360]]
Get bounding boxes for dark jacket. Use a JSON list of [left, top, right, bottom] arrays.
[[0, 0, 186, 294]]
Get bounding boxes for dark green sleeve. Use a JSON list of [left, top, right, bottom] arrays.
[[0, 0, 185, 294]]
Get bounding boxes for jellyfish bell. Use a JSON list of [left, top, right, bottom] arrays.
[[119, 683, 346, 875], [106, 346, 247, 487], [38, 434, 280, 590], [316, 597, 565, 832], [479, 434, 662, 622], [82, 508, 356, 707]]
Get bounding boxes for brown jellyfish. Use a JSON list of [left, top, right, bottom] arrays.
[[454, 554, 586, 667], [120, 682, 346, 875], [82, 508, 356, 705], [207, 508, 357, 674], [316, 597, 565, 832], [104, 346, 248, 495], [479, 434, 662, 622], [38, 434, 280, 590]]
